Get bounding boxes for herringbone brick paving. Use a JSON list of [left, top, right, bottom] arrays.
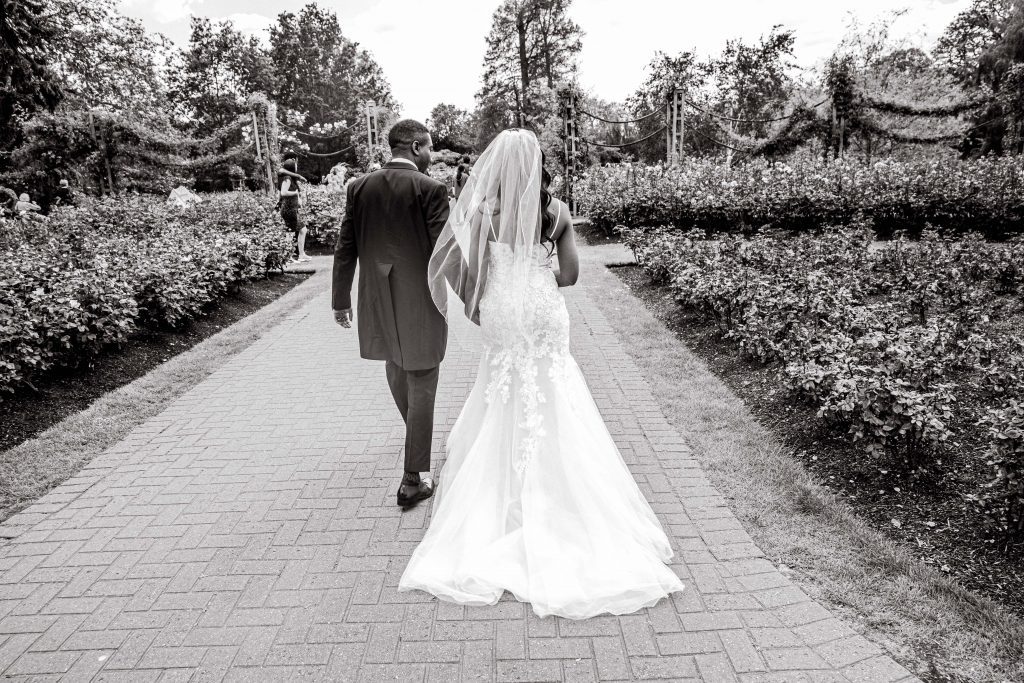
[[0, 251, 919, 681]]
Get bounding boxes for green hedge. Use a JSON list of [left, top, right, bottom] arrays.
[[625, 225, 1024, 538], [0, 192, 292, 400], [580, 155, 1024, 237]]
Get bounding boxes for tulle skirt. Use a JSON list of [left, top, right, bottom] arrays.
[[398, 351, 684, 620]]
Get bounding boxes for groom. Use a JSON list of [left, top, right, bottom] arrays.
[[332, 119, 451, 509]]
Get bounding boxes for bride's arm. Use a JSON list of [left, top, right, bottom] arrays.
[[552, 203, 579, 287]]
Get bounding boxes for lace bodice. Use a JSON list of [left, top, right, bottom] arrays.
[[478, 242, 571, 473]]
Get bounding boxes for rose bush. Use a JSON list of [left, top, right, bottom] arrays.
[[625, 224, 1024, 538], [0, 192, 292, 399], [582, 155, 1024, 237]]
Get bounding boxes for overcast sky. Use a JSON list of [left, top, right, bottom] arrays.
[[118, 0, 971, 122]]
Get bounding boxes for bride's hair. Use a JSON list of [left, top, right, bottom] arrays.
[[540, 152, 555, 254]]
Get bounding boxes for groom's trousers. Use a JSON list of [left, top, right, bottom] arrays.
[[385, 361, 439, 473]]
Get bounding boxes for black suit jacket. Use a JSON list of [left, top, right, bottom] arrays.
[[332, 161, 451, 371]]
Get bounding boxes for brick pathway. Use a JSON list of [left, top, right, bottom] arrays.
[[0, 251, 919, 682]]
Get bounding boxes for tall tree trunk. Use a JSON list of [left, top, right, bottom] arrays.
[[516, 4, 530, 124]]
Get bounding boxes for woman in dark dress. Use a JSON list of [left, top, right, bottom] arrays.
[[453, 155, 472, 200], [279, 158, 309, 262]]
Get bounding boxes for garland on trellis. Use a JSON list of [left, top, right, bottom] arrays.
[[862, 95, 989, 118]]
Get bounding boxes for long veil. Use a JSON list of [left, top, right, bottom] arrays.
[[428, 129, 543, 324]]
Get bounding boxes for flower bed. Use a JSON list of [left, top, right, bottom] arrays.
[[580, 156, 1024, 237], [0, 192, 292, 400], [625, 225, 1024, 539]]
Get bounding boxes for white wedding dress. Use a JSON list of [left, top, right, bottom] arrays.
[[399, 240, 684, 619]]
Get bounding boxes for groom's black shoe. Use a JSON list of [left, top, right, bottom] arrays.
[[397, 474, 434, 509]]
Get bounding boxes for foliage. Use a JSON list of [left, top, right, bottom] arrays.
[[268, 3, 395, 176], [46, 0, 170, 118], [578, 156, 1024, 237], [0, 192, 291, 399], [981, 400, 1024, 537], [167, 16, 275, 136], [427, 104, 475, 153], [625, 224, 1024, 538], [301, 185, 346, 248], [475, 0, 582, 146], [0, 0, 63, 155]]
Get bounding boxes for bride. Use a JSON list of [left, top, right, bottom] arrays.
[[398, 129, 684, 620]]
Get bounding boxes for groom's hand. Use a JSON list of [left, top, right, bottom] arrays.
[[334, 308, 353, 328]]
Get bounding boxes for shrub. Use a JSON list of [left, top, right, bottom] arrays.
[[302, 186, 346, 248], [0, 192, 292, 399], [579, 156, 1024, 237], [624, 223, 1024, 535], [981, 401, 1024, 539]]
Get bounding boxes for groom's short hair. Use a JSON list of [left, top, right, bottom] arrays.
[[389, 119, 430, 149]]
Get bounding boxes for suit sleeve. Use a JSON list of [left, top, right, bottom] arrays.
[[425, 181, 450, 249], [332, 181, 358, 311]]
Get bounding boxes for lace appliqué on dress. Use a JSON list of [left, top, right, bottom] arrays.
[[479, 244, 570, 475]]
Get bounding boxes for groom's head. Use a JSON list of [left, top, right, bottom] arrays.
[[389, 119, 433, 172]]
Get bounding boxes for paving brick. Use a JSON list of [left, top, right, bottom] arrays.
[[496, 620, 526, 660], [629, 654, 699, 679], [619, 615, 658, 656], [843, 654, 915, 682], [398, 641, 461, 663], [761, 646, 831, 671], [496, 659, 561, 682], [528, 637, 590, 659], [363, 623, 401, 664], [592, 636, 629, 681], [265, 643, 332, 666], [5, 650, 81, 675]]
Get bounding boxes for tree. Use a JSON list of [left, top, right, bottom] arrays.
[[626, 51, 711, 162], [46, 0, 170, 119], [168, 16, 275, 134], [710, 27, 797, 140], [0, 0, 63, 156], [935, 0, 1015, 84], [427, 103, 474, 152], [476, 0, 583, 139], [268, 4, 395, 174]]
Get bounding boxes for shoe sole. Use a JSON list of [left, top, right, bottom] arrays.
[[397, 490, 434, 509]]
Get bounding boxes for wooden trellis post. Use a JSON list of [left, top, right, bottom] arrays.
[[668, 88, 685, 166], [562, 92, 579, 214], [365, 100, 379, 169], [252, 111, 274, 194]]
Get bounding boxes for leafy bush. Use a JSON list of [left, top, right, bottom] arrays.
[[981, 402, 1024, 538], [626, 224, 1024, 536], [302, 185, 346, 248], [581, 155, 1024, 237], [0, 192, 291, 399]]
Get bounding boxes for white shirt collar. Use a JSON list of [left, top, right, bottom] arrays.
[[388, 158, 418, 168]]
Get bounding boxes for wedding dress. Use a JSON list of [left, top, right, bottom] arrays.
[[400, 129, 683, 619]]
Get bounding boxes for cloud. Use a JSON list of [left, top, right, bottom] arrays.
[[226, 12, 272, 37]]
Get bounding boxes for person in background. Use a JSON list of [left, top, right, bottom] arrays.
[[53, 179, 76, 208], [454, 154, 472, 200], [279, 158, 310, 262], [15, 193, 41, 214], [0, 187, 17, 217]]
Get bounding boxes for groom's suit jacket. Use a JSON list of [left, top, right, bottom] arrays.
[[332, 160, 451, 371]]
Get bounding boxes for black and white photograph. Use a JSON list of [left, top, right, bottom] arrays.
[[0, 0, 1022, 680]]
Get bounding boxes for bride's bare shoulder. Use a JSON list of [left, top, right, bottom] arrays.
[[548, 198, 572, 238]]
